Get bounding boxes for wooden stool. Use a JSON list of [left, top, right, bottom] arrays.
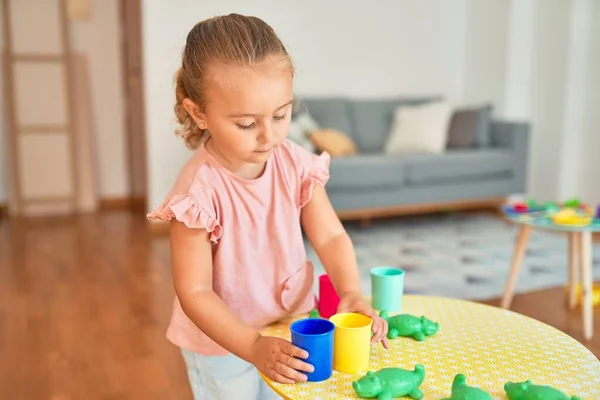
[[501, 224, 596, 341]]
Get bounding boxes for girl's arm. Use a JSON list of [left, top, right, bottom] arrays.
[[301, 184, 389, 347], [169, 220, 314, 382], [169, 220, 261, 361], [300, 184, 362, 297]]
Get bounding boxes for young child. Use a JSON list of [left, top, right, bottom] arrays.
[[147, 13, 388, 400]]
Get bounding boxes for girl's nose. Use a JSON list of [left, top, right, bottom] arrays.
[[258, 124, 273, 143]]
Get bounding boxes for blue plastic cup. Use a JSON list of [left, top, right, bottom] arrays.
[[289, 318, 335, 382], [370, 266, 404, 312]]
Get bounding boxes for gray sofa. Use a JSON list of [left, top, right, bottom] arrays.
[[298, 97, 530, 219]]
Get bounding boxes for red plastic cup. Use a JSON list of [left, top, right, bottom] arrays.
[[318, 274, 340, 319]]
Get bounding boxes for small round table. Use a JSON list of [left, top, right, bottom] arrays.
[[259, 295, 600, 400], [500, 209, 600, 341]]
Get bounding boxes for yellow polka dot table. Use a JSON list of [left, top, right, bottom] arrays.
[[259, 295, 600, 399]]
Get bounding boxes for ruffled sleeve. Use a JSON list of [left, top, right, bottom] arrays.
[[300, 151, 331, 208], [147, 193, 223, 244]]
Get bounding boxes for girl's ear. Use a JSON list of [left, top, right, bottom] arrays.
[[182, 98, 208, 129]]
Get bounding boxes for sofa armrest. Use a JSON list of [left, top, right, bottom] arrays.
[[491, 121, 530, 149], [490, 120, 530, 193]]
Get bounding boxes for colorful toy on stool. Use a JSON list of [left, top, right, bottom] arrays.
[[551, 208, 593, 227], [542, 201, 560, 213], [442, 374, 492, 400], [512, 202, 529, 213], [565, 283, 600, 306], [318, 274, 340, 319], [379, 311, 439, 341], [562, 197, 581, 208], [504, 379, 581, 400], [352, 364, 426, 399]]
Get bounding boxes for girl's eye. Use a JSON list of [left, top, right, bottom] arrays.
[[236, 114, 286, 130], [237, 122, 256, 130]]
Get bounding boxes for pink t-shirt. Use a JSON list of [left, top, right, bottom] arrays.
[[147, 139, 330, 355]]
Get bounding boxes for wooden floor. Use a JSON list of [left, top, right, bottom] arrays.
[[0, 211, 598, 399]]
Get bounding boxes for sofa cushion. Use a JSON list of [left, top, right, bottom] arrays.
[[297, 98, 354, 139], [384, 101, 453, 155], [404, 149, 514, 185], [447, 104, 493, 148], [327, 154, 406, 190], [348, 97, 439, 153]]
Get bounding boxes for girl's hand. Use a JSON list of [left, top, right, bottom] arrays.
[[249, 335, 314, 384], [337, 292, 389, 349]]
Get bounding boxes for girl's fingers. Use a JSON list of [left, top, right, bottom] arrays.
[[268, 369, 295, 384], [274, 362, 307, 383], [381, 337, 390, 349], [371, 317, 389, 347], [380, 317, 389, 338], [371, 319, 384, 344]]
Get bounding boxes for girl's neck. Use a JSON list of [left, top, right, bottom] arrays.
[[204, 137, 267, 180]]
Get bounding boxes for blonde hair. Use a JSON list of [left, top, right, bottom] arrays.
[[174, 14, 294, 150]]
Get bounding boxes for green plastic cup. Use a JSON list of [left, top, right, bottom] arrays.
[[370, 266, 404, 312]]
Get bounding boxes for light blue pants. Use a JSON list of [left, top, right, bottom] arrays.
[[181, 349, 283, 400]]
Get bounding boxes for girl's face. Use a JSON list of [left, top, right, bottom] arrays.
[[186, 56, 294, 165]]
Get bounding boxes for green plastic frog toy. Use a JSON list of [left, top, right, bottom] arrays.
[[308, 309, 320, 319], [379, 311, 439, 341], [351, 364, 425, 400], [442, 374, 492, 400], [504, 380, 581, 400]]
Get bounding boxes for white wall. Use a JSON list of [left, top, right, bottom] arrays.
[[142, 0, 471, 210], [578, 0, 600, 204], [144, 0, 600, 210], [506, 0, 600, 205], [462, 0, 510, 114], [528, 0, 571, 201]]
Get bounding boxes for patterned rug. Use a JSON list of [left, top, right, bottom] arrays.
[[305, 212, 600, 301]]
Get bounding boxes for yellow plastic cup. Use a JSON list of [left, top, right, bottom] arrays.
[[328, 312, 373, 373]]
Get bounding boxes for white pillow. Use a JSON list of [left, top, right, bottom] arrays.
[[384, 101, 454, 155]]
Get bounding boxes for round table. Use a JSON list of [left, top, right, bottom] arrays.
[[259, 295, 600, 400], [500, 207, 600, 341]]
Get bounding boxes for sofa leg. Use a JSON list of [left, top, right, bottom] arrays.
[[360, 218, 372, 228]]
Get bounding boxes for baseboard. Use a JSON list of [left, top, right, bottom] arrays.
[[0, 196, 147, 218], [99, 196, 146, 211]]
